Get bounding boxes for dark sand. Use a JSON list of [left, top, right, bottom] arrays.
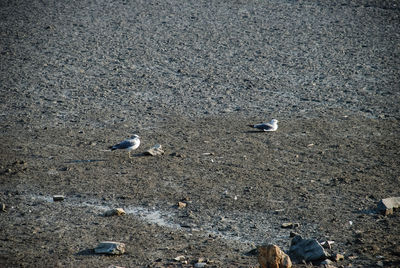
[[1, 0, 400, 267]]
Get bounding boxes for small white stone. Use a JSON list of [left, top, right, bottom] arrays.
[[174, 255, 185, 261]]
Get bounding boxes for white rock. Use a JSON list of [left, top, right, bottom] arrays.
[[145, 144, 164, 156], [377, 197, 400, 215], [174, 255, 185, 261]]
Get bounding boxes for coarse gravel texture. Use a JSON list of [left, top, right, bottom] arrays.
[[1, 0, 400, 267]]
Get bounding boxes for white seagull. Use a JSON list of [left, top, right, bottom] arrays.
[[109, 134, 140, 159], [248, 119, 278, 132]]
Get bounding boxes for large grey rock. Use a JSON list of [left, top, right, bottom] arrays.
[[94, 241, 126, 255], [377, 197, 400, 215], [289, 235, 328, 263]]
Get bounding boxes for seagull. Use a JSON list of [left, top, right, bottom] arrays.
[[248, 119, 278, 132], [109, 134, 140, 159]]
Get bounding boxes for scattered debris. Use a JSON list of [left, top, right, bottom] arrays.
[[202, 152, 214, 156], [274, 209, 285, 214], [144, 144, 164, 156], [281, 222, 293, 228], [331, 253, 344, 262], [321, 240, 335, 249], [1, 203, 6, 212], [174, 255, 185, 261], [53, 195, 65, 202], [289, 235, 328, 263], [320, 259, 334, 265], [104, 208, 126, 217], [170, 152, 185, 158], [94, 241, 126, 255], [281, 222, 300, 229], [290, 231, 300, 237], [177, 201, 187, 208], [258, 244, 292, 268], [377, 197, 400, 215], [194, 262, 207, 268]]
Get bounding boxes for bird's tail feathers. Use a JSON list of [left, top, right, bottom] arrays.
[[247, 124, 255, 128]]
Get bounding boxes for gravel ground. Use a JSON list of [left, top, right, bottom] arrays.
[[1, 0, 399, 267]]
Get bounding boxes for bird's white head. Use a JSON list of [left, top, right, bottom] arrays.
[[271, 119, 278, 124], [131, 134, 140, 139]]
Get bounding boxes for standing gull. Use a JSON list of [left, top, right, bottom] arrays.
[[109, 134, 140, 159], [248, 119, 278, 132]]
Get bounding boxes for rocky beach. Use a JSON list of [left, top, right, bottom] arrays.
[[1, 0, 399, 267]]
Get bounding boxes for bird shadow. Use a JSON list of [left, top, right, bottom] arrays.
[[132, 152, 151, 157], [244, 130, 266, 134], [65, 159, 107, 164], [75, 248, 95, 256]]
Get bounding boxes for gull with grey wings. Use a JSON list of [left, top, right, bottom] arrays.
[[109, 134, 141, 159], [248, 119, 278, 132]]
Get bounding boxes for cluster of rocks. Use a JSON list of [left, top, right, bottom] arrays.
[[173, 256, 209, 267], [41, 195, 399, 266], [258, 235, 344, 268]]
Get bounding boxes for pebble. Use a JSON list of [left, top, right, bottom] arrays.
[[194, 262, 207, 268], [53, 195, 65, 202], [332, 253, 344, 262], [174, 255, 185, 261], [281, 222, 293, 228], [177, 201, 187, 208], [320, 259, 333, 265], [94, 241, 125, 255], [281, 222, 300, 229], [104, 208, 126, 217]]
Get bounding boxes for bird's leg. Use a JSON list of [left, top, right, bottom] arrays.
[[128, 151, 134, 163]]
